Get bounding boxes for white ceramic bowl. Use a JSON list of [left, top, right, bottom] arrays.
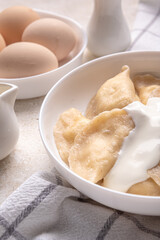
[[39, 51, 160, 216], [0, 9, 87, 99]]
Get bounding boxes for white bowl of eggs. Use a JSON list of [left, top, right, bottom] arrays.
[[0, 6, 87, 99], [39, 51, 160, 216]]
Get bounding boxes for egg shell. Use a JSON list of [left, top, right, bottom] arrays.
[[0, 6, 40, 45], [0, 34, 6, 51], [0, 42, 58, 78], [22, 18, 77, 61]]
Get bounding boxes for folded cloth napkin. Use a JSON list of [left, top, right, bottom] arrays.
[[1, 0, 160, 239], [0, 169, 160, 240], [128, 0, 160, 51]]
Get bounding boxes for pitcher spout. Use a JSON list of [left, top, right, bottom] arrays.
[[0, 83, 18, 107]]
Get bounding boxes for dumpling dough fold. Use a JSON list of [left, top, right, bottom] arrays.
[[133, 74, 160, 104], [127, 164, 160, 196], [86, 65, 138, 119], [54, 108, 89, 164], [69, 109, 134, 183]]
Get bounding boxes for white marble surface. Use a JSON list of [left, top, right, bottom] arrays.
[[0, 0, 139, 204]]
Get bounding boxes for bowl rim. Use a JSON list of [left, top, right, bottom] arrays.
[[39, 50, 160, 202], [0, 8, 88, 82]]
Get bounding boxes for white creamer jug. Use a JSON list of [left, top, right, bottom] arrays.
[[87, 0, 131, 56], [0, 83, 19, 160]]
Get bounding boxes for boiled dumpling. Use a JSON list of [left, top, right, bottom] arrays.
[[68, 109, 134, 183], [133, 74, 160, 104], [54, 108, 89, 164], [85, 65, 138, 119]]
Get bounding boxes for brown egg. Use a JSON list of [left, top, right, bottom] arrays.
[[0, 42, 58, 78], [0, 34, 6, 51], [0, 6, 40, 45], [22, 18, 77, 61]]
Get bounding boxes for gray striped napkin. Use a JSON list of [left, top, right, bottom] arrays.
[[0, 170, 160, 240], [0, 169, 160, 240], [129, 0, 160, 51], [1, 0, 160, 239]]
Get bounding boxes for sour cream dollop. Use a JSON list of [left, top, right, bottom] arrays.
[[103, 97, 160, 192]]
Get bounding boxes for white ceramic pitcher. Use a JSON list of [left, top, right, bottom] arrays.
[[87, 0, 131, 56], [0, 83, 19, 160]]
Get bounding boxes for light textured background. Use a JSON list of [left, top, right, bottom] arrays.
[[0, 0, 139, 204]]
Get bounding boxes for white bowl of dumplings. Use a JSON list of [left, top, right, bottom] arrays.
[[39, 51, 160, 216]]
